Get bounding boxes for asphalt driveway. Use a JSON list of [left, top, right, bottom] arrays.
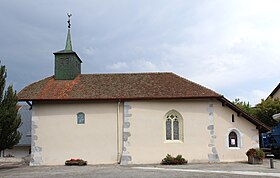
[[0, 159, 280, 178]]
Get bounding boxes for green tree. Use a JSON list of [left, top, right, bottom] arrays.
[[0, 64, 21, 157], [233, 97, 280, 128], [233, 98, 255, 116], [254, 97, 280, 127]]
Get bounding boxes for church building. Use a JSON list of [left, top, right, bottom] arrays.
[[18, 17, 269, 166], [269, 83, 280, 99]]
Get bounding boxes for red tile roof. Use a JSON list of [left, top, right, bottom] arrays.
[[18, 72, 270, 131], [18, 72, 221, 101]]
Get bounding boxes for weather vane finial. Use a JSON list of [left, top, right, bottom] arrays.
[[67, 13, 72, 29]]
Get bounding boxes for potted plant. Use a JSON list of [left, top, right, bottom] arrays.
[[246, 148, 265, 164], [161, 154, 188, 165], [65, 158, 87, 166]]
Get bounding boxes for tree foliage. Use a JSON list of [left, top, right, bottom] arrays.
[[254, 97, 280, 127], [233, 97, 280, 127], [0, 63, 21, 156], [233, 98, 254, 116]]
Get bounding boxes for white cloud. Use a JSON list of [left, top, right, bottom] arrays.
[[106, 62, 128, 70], [1, 0, 280, 106], [235, 89, 269, 106], [132, 59, 158, 71], [252, 90, 269, 103], [83, 47, 95, 55]]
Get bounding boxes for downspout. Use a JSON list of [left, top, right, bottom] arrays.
[[117, 101, 122, 163]]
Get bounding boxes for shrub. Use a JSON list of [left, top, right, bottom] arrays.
[[65, 158, 87, 166], [255, 149, 265, 159], [161, 154, 188, 165], [246, 148, 265, 160]]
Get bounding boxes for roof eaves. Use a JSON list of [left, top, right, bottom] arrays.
[[18, 95, 221, 102], [217, 97, 270, 132], [53, 50, 82, 63]]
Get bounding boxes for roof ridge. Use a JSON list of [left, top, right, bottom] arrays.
[[80, 72, 174, 75], [171, 73, 222, 97]]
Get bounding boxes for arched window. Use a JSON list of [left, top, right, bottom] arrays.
[[226, 129, 242, 148], [164, 110, 183, 141], [77, 112, 85, 124], [229, 131, 238, 147]]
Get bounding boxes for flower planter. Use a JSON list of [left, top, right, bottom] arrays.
[[246, 148, 265, 164], [65, 159, 87, 166], [248, 156, 263, 164]]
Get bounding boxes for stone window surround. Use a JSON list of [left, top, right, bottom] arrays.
[[225, 128, 243, 149], [163, 110, 184, 143]]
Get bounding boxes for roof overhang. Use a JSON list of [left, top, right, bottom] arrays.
[[53, 50, 82, 63], [18, 95, 220, 102], [217, 96, 270, 132]]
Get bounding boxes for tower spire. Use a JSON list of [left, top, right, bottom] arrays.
[[65, 13, 72, 51], [54, 13, 82, 80]]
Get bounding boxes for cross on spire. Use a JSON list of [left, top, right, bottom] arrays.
[[67, 13, 72, 29], [65, 13, 72, 51]]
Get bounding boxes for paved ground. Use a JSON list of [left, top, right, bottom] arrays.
[[0, 159, 280, 178]]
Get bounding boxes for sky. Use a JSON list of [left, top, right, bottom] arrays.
[[0, 0, 280, 105]]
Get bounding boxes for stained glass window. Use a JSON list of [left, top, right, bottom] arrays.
[[173, 119, 179, 140], [165, 111, 183, 141], [166, 119, 172, 140]]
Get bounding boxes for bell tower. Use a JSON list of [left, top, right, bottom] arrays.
[[54, 14, 82, 80]]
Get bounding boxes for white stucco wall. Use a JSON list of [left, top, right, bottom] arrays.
[[31, 99, 259, 165], [31, 102, 119, 165], [214, 100, 259, 162], [123, 99, 259, 164]]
